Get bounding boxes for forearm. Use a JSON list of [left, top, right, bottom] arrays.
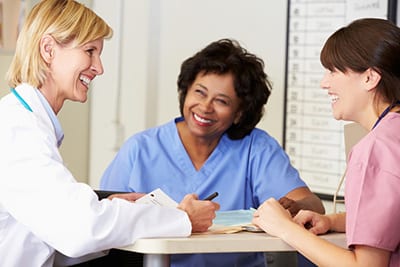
[[282, 219, 390, 267], [284, 187, 325, 215], [280, 221, 356, 267], [295, 194, 325, 214]]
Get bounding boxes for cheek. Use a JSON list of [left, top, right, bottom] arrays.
[[220, 109, 238, 123], [183, 97, 196, 110], [181, 100, 192, 118]]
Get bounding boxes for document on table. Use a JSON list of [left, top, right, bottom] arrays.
[[135, 188, 178, 208], [135, 189, 263, 234]]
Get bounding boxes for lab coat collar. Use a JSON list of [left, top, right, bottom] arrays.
[[15, 84, 64, 147], [35, 89, 64, 147]]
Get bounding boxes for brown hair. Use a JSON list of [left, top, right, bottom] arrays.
[[320, 18, 400, 110]]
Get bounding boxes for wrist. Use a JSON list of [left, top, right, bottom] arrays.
[[327, 213, 345, 232]]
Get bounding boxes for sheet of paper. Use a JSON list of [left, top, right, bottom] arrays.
[[135, 188, 178, 208]]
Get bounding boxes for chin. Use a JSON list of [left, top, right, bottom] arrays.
[[76, 92, 88, 103], [332, 113, 343, 121], [70, 96, 87, 103]]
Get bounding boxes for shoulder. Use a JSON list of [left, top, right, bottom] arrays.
[[0, 87, 39, 127], [243, 128, 282, 149], [222, 128, 284, 155], [350, 114, 400, 177], [122, 119, 176, 148]]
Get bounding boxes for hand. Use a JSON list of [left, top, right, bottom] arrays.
[[178, 194, 220, 233], [107, 192, 145, 202], [278, 196, 301, 217], [252, 198, 293, 237], [293, 210, 331, 235]]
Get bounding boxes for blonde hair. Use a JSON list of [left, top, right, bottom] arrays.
[[6, 0, 113, 88]]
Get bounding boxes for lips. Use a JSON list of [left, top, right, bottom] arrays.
[[79, 75, 92, 87], [193, 113, 213, 125]]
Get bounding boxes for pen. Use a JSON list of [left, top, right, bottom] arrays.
[[203, 192, 218, 201]]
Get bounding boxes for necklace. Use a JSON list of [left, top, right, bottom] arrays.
[[371, 100, 400, 129]]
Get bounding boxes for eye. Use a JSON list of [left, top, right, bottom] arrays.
[[86, 48, 95, 56], [194, 88, 206, 96], [215, 98, 229, 106]]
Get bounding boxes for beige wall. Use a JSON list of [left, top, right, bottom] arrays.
[[0, 52, 13, 97]]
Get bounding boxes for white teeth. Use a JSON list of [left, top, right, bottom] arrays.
[[330, 95, 339, 103], [80, 75, 91, 86], [194, 113, 212, 123]]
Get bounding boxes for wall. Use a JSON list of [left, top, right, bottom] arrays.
[[89, 0, 289, 188], [0, 52, 13, 95]]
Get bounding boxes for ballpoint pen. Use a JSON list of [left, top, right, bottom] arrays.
[[203, 192, 219, 201]]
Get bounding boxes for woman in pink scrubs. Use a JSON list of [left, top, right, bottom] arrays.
[[252, 18, 400, 267]]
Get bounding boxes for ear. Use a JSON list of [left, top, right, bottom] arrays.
[[40, 35, 56, 64], [364, 68, 381, 91], [233, 111, 242, 124]]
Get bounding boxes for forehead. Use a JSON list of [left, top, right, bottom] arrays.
[[58, 38, 104, 53], [194, 72, 235, 91]]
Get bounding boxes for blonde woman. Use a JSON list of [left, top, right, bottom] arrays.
[[0, 1, 218, 266]]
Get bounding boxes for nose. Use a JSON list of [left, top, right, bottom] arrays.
[[91, 56, 104, 75], [320, 71, 330, 90], [200, 98, 214, 113]]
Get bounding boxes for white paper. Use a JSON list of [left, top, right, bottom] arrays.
[[135, 188, 178, 208]]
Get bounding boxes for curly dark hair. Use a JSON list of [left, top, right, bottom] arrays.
[[177, 39, 272, 139]]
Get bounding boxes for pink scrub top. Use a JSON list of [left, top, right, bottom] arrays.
[[345, 112, 400, 266]]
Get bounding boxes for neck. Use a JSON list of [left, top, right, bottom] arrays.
[[370, 101, 400, 130], [38, 85, 63, 114], [176, 121, 220, 170]]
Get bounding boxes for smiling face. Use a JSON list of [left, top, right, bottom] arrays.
[[320, 68, 371, 123], [40, 36, 105, 113], [182, 72, 242, 142]]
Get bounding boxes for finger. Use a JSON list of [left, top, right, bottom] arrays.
[[182, 193, 196, 201], [212, 202, 221, 211], [278, 197, 288, 205], [293, 215, 309, 226], [308, 226, 321, 235], [251, 217, 260, 225]]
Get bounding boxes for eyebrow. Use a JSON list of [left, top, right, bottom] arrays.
[[86, 45, 98, 50]]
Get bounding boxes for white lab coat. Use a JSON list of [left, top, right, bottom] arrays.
[[0, 84, 191, 267]]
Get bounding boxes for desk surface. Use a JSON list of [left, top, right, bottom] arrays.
[[120, 232, 347, 254]]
